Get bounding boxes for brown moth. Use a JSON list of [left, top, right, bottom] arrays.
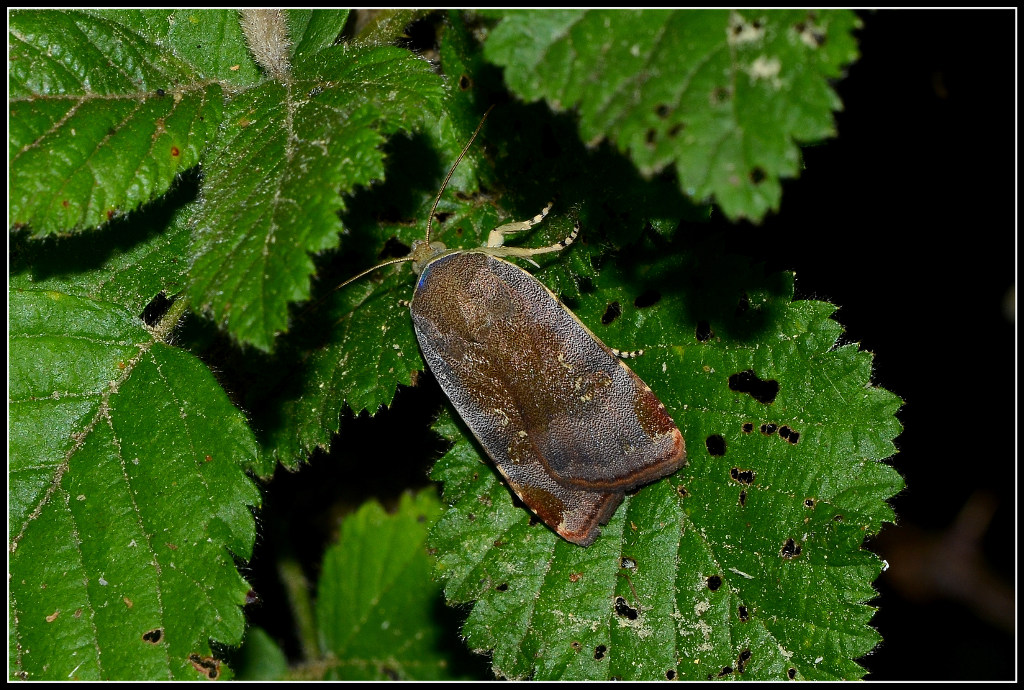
[[342, 108, 685, 545]]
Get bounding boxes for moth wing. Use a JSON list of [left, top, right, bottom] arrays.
[[478, 255, 684, 490], [412, 252, 684, 541]]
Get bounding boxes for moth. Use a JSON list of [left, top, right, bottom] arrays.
[[341, 108, 685, 545]]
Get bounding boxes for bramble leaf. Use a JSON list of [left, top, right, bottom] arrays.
[[315, 490, 463, 680], [428, 249, 903, 680], [189, 40, 444, 350], [481, 9, 859, 222], [8, 10, 224, 236], [9, 288, 260, 680]]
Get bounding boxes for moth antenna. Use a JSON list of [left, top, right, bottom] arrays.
[[311, 105, 496, 318], [302, 255, 414, 318], [334, 255, 415, 292], [425, 104, 495, 244]]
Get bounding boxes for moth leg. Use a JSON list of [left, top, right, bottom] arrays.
[[485, 212, 580, 267], [610, 348, 644, 359], [486, 202, 553, 248]]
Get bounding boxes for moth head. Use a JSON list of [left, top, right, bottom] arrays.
[[410, 240, 449, 276]]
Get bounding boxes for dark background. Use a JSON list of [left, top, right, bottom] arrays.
[[242, 10, 1016, 680], [736, 10, 1016, 680]]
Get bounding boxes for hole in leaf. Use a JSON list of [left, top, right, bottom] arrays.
[[614, 596, 639, 620], [738, 605, 749, 622], [711, 86, 731, 104], [741, 422, 754, 433], [737, 649, 752, 673], [780, 538, 802, 559], [620, 557, 637, 570], [738, 489, 747, 507], [728, 369, 779, 404], [141, 292, 174, 327], [705, 435, 726, 456], [730, 467, 755, 485], [695, 320, 713, 341], [602, 301, 622, 325], [459, 74, 472, 90], [795, 21, 827, 47], [594, 645, 607, 660], [788, 668, 798, 679], [142, 628, 163, 644], [666, 669, 677, 680], [633, 289, 661, 308], [495, 582, 509, 592], [749, 167, 766, 184], [380, 237, 411, 260], [760, 423, 777, 435], [188, 654, 220, 680], [706, 575, 723, 591], [804, 498, 816, 509], [655, 104, 671, 119]]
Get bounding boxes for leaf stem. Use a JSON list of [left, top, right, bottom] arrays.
[[278, 557, 320, 662], [151, 294, 189, 343]]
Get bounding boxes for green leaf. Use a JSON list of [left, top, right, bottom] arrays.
[[9, 193, 194, 315], [233, 627, 289, 680], [188, 42, 444, 351], [351, 9, 424, 48], [91, 9, 264, 85], [427, 248, 903, 680], [9, 10, 444, 351], [288, 10, 352, 57], [9, 288, 260, 680], [481, 9, 859, 222], [8, 10, 224, 236], [314, 490, 462, 680]]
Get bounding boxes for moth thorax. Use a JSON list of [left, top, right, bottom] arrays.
[[410, 239, 448, 275]]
